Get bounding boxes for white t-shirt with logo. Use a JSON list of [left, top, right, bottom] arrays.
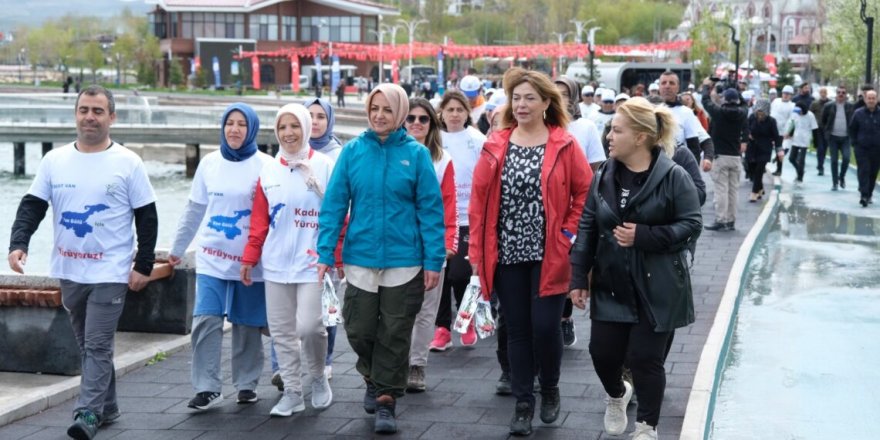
[[257, 153, 334, 284], [441, 126, 485, 227], [791, 111, 818, 148], [667, 104, 709, 150], [771, 98, 795, 136], [28, 142, 156, 284], [589, 111, 615, 135], [190, 150, 272, 281]]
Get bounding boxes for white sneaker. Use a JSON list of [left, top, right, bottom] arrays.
[[604, 380, 633, 435], [325, 365, 333, 380], [269, 390, 305, 417], [311, 374, 333, 409], [631, 421, 658, 440]]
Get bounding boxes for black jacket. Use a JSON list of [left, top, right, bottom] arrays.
[[701, 89, 749, 156], [821, 100, 855, 138], [849, 106, 880, 149], [570, 150, 702, 332], [746, 113, 780, 163]]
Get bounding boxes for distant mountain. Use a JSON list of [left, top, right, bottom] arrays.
[[0, 0, 151, 30]]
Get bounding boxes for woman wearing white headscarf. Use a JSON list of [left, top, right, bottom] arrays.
[[317, 84, 446, 435], [241, 103, 335, 417]]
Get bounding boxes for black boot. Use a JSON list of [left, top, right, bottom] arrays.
[[725, 222, 736, 231], [539, 386, 560, 424], [496, 371, 512, 396], [363, 380, 377, 414], [374, 395, 397, 434], [704, 222, 729, 231], [509, 401, 533, 436]]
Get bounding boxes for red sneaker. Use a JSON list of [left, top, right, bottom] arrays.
[[460, 322, 477, 347], [429, 327, 453, 352]]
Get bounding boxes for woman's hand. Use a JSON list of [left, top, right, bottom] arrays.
[[424, 270, 440, 291], [446, 249, 455, 260], [168, 254, 182, 267], [317, 263, 330, 282], [470, 263, 479, 276], [240, 264, 253, 286], [570, 289, 590, 310], [613, 222, 637, 247]]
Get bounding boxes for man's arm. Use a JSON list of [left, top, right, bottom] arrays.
[[9, 194, 49, 254], [132, 202, 158, 277]]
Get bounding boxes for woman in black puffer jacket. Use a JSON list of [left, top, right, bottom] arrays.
[[569, 97, 702, 440]]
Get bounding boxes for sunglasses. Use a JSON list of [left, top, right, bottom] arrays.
[[583, 93, 594, 97], [406, 115, 431, 124]]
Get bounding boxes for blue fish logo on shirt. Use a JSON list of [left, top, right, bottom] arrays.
[[207, 209, 251, 239], [269, 203, 286, 229], [60, 204, 110, 238]]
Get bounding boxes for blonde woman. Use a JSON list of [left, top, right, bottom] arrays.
[[569, 97, 702, 440]]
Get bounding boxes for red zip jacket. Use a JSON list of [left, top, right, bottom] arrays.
[[468, 124, 592, 299]]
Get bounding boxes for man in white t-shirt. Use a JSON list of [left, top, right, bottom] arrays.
[[7, 86, 158, 440], [579, 85, 600, 119], [770, 85, 796, 175], [786, 102, 819, 183]]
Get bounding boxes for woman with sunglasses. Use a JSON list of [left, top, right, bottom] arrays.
[[403, 98, 458, 393], [429, 90, 487, 352]]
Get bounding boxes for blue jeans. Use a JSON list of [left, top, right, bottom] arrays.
[[828, 135, 851, 185]]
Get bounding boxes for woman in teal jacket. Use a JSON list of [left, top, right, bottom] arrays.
[[316, 83, 445, 435]]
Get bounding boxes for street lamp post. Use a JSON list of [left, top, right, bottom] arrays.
[[570, 19, 595, 63], [115, 53, 121, 86], [587, 27, 601, 82], [718, 22, 740, 81], [861, 0, 874, 85], [368, 21, 387, 83], [551, 32, 573, 76], [399, 18, 428, 80], [18, 48, 25, 82]]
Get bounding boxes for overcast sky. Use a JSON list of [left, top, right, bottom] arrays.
[[0, 0, 151, 30]]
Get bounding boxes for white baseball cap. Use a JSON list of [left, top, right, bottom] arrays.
[[601, 90, 616, 102], [769, 88, 778, 95], [459, 75, 482, 98], [582, 85, 595, 96], [782, 85, 795, 94], [615, 93, 630, 102], [648, 83, 660, 92]]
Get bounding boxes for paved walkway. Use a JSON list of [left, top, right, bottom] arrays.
[[0, 166, 768, 440]]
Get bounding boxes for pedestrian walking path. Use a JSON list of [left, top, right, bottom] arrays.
[[0, 165, 769, 440]]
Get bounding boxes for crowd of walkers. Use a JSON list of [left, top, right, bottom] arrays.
[[7, 65, 879, 440]]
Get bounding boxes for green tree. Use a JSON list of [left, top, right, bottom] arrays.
[[688, 9, 732, 80], [776, 58, 795, 88], [816, 0, 879, 87], [82, 41, 105, 84], [169, 57, 185, 87]]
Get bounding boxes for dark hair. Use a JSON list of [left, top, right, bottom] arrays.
[[75, 85, 115, 114], [501, 67, 569, 128], [439, 90, 473, 129], [407, 98, 443, 162]]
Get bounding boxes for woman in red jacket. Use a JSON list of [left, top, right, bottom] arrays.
[[469, 67, 592, 436]]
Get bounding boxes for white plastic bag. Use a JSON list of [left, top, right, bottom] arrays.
[[473, 295, 496, 339], [321, 273, 342, 327], [453, 276, 482, 334]]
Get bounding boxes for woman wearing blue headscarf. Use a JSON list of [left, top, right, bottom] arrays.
[[306, 98, 343, 161], [169, 103, 273, 411]]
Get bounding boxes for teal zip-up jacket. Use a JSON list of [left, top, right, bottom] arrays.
[[317, 127, 446, 272]]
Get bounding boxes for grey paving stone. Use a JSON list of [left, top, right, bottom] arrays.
[[170, 413, 267, 432], [114, 396, 185, 413], [111, 430, 202, 440], [104, 413, 189, 430], [396, 404, 484, 423], [0, 423, 42, 439], [334, 417, 433, 438], [418, 421, 511, 440]]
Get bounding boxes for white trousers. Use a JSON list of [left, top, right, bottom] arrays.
[[265, 281, 327, 394]]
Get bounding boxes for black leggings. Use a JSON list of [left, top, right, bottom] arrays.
[[495, 261, 566, 406], [435, 226, 471, 330], [590, 306, 673, 427]]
